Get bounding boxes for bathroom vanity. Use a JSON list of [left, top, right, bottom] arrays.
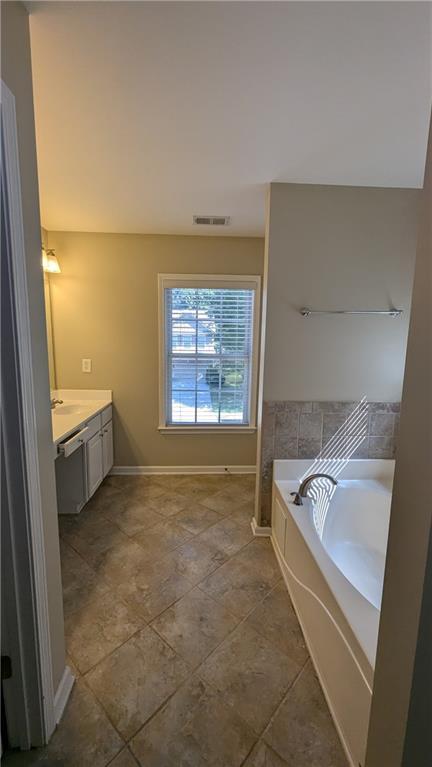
[[52, 389, 113, 514]]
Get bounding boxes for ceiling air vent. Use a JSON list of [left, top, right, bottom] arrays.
[[193, 215, 231, 226]]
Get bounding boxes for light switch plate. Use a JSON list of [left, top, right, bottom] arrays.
[[82, 358, 92, 373]]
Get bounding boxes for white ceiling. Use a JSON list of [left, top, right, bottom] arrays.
[[28, 1, 431, 236]]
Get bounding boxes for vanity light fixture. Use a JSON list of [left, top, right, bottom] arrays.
[[42, 247, 61, 273]]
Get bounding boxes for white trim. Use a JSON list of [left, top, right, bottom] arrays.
[[111, 464, 256, 475], [254, 186, 271, 527], [250, 517, 272, 537], [158, 273, 261, 431], [53, 667, 75, 725], [159, 425, 256, 434], [2, 82, 56, 739]]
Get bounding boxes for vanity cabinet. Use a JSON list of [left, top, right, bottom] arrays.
[[84, 406, 114, 500], [102, 419, 113, 477], [54, 396, 114, 514], [86, 431, 104, 497]]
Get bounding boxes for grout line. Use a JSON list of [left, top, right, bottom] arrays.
[[78, 620, 147, 677], [63, 480, 254, 576], [60, 477, 284, 760], [126, 669, 208, 750], [79, 674, 128, 750], [105, 745, 140, 767], [238, 738, 260, 767], [148, 587, 243, 671], [259, 659, 311, 751]]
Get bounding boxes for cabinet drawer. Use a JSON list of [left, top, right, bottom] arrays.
[[84, 413, 102, 441], [101, 405, 112, 427]]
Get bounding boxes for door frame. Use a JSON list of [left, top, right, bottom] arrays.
[[1, 80, 56, 746]]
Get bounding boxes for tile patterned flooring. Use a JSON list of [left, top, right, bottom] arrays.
[[4, 474, 347, 767]]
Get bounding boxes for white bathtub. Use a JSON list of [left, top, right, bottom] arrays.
[[271, 459, 394, 767]]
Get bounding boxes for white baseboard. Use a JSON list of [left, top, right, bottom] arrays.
[[251, 517, 272, 537], [54, 666, 75, 725], [111, 465, 256, 476]]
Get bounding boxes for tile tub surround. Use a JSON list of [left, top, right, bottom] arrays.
[[3, 474, 347, 767], [260, 400, 400, 524]]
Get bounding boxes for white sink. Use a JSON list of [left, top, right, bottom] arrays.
[[54, 404, 87, 415]]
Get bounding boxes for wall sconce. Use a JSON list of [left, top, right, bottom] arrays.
[[42, 247, 61, 274]]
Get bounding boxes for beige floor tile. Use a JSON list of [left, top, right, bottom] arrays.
[[109, 748, 139, 767], [234, 539, 281, 586], [174, 475, 228, 501], [85, 626, 190, 740], [45, 477, 343, 767], [137, 572, 194, 622], [178, 473, 224, 487], [169, 537, 228, 584], [231, 499, 255, 522], [263, 662, 348, 766], [200, 549, 277, 619], [245, 582, 309, 666], [58, 508, 110, 540], [221, 479, 256, 505], [90, 538, 151, 586], [201, 486, 249, 515], [61, 514, 130, 569], [199, 622, 301, 735], [233, 473, 257, 489], [65, 590, 144, 674], [197, 515, 253, 557], [111, 474, 162, 487], [124, 482, 168, 504], [174, 502, 223, 534], [2, 680, 124, 767], [130, 675, 256, 767], [60, 540, 109, 617], [151, 587, 239, 666], [235, 487, 256, 504], [151, 474, 192, 491], [205, 473, 254, 493], [113, 551, 179, 606], [103, 499, 164, 536], [151, 491, 190, 517], [243, 741, 289, 767], [86, 481, 127, 512], [133, 519, 193, 561], [100, 474, 127, 488]]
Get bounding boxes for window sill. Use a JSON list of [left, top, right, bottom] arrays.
[[158, 425, 257, 435]]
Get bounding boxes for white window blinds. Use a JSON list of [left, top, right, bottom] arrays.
[[162, 282, 257, 427]]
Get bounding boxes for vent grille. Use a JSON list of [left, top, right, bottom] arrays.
[[193, 215, 231, 226]]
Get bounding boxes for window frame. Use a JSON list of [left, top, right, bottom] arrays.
[[158, 274, 261, 433]]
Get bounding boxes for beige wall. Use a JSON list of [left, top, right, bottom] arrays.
[[41, 228, 56, 390], [263, 183, 419, 402], [47, 231, 264, 467], [2, 2, 65, 690], [366, 119, 431, 767]]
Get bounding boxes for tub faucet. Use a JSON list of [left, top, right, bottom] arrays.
[[290, 473, 338, 506], [51, 398, 63, 409]]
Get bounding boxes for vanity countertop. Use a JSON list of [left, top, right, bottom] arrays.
[[51, 389, 112, 446]]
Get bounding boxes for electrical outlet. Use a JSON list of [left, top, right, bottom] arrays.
[[82, 358, 92, 373]]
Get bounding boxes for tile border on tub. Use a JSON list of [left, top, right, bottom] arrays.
[[259, 400, 399, 524]]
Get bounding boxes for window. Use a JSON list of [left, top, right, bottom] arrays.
[[159, 275, 260, 431]]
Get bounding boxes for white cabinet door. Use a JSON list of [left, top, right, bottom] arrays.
[[102, 420, 113, 478], [86, 432, 103, 498]]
